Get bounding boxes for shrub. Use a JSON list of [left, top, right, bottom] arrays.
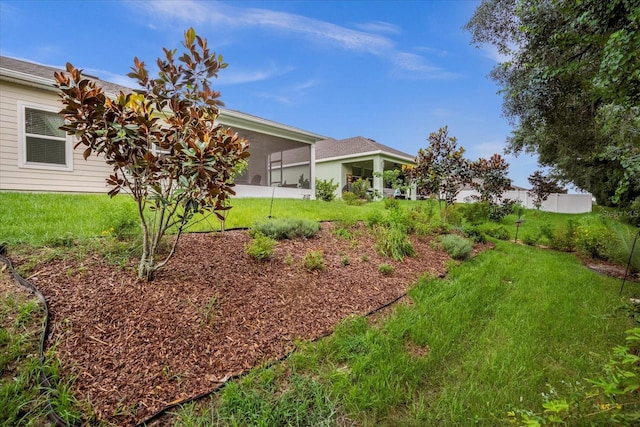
[[521, 231, 539, 246], [440, 234, 473, 260], [333, 228, 352, 240], [383, 197, 400, 210], [483, 225, 510, 241], [446, 205, 464, 226], [245, 232, 276, 261], [576, 226, 613, 259], [488, 199, 515, 222], [366, 211, 385, 228], [342, 191, 364, 206], [341, 256, 350, 266], [550, 219, 579, 252], [351, 178, 371, 200], [378, 264, 394, 275], [303, 250, 325, 271], [251, 218, 320, 240], [373, 225, 415, 261], [461, 202, 490, 225], [539, 223, 556, 243], [387, 208, 412, 233], [462, 226, 487, 244], [315, 178, 339, 202]]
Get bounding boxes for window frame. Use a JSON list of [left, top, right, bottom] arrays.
[[17, 101, 74, 171]]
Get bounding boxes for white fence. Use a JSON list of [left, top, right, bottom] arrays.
[[457, 189, 593, 214]]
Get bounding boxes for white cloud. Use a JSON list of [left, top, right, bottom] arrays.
[[392, 52, 458, 80], [353, 20, 401, 35], [217, 63, 294, 85], [133, 0, 453, 79]]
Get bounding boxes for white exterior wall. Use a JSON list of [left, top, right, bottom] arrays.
[[456, 188, 593, 214], [315, 161, 344, 198], [234, 184, 313, 199], [0, 81, 111, 193]]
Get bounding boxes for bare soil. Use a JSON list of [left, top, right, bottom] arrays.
[[22, 222, 461, 426]]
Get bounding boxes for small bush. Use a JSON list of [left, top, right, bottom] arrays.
[[378, 263, 394, 275], [383, 197, 400, 210], [333, 228, 352, 240], [441, 234, 473, 260], [251, 218, 320, 240], [341, 256, 350, 266], [366, 211, 385, 228], [521, 231, 539, 246], [373, 225, 415, 261], [550, 219, 579, 251], [303, 250, 325, 271], [483, 225, 510, 241], [462, 202, 490, 225], [488, 199, 515, 222], [387, 208, 412, 233], [342, 191, 364, 206], [446, 205, 464, 226], [539, 223, 556, 242], [351, 178, 371, 200], [463, 226, 487, 244], [245, 232, 276, 261], [576, 226, 613, 259], [315, 178, 339, 202]]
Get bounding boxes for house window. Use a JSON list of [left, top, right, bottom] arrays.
[[18, 102, 73, 170]]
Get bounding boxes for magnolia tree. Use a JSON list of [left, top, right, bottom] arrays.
[[55, 28, 249, 280], [408, 126, 471, 222], [470, 153, 514, 221]]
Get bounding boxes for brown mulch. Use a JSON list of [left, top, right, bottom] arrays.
[[22, 222, 460, 426]]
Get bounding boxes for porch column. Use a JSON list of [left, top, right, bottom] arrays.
[[309, 143, 316, 200], [373, 157, 384, 200]]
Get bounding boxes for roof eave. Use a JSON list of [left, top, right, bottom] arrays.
[[0, 68, 58, 93], [218, 109, 326, 145], [317, 150, 415, 164]]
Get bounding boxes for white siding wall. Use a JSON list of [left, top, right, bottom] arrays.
[[0, 81, 112, 193]]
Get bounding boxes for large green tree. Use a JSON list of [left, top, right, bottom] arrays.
[[56, 29, 249, 280], [466, 0, 640, 206]]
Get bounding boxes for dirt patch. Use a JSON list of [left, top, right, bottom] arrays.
[[18, 222, 461, 426]]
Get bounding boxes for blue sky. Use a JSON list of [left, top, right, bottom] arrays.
[[0, 0, 540, 187]]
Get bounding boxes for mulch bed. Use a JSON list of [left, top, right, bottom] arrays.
[[24, 222, 457, 426]]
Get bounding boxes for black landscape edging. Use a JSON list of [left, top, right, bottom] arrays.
[[0, 251, 73, 427]]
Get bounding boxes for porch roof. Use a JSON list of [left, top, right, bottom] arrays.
[[315, 136, 415, 163]]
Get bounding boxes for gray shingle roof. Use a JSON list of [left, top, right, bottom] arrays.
[[0, 55, 134, 94], [316, 136, 414, 161]]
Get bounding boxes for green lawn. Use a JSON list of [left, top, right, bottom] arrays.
[[1, 191, 639, 426]]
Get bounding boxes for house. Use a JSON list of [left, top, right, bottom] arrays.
[[313, 136, 416, 199], [0, 56, 325, 199]]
